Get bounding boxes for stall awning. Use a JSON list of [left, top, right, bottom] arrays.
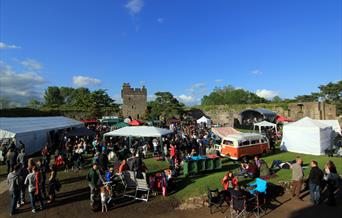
[[65, 127, 96, 137], [211, 127, 241, 139], [104, 126, 173, 138]]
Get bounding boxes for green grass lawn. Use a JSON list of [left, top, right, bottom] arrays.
[[1, 151, 340, 203], [161, 151, 342, 201]]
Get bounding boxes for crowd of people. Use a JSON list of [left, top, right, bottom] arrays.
[[217, 155, 341, 208], [2, 120, 341, 216], [5, 143, 59, 216]]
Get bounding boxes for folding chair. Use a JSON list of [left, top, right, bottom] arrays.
[[123, 171, 138, 199], [229, 195, 247, 218], [207, 188, 225, 214], [135, 172, 150, 202], [248, 191, 267, 218]]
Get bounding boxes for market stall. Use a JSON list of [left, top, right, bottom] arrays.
[[104, 126, 173, 149], [0, 116, 84, 154], [253, 120, 278, 134]]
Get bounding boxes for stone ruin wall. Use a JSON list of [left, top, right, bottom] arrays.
[[202, 102, 337, 127]]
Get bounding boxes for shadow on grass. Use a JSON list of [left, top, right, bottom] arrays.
[[168, 163, 241, 197], [59, 175, 86, 185]]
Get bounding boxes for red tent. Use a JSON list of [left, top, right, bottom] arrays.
[[276, 115, 293, 123], [129, 120, 144, 126]]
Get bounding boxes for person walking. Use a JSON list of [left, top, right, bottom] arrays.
[[6, 148, 17, 174], [17, 149, 26, 167], [307, 160, 323, 204], [7, 164, 21, 216], [291, 157, 304, 200], [87, 163, 101, 206], [34, 165, 46, 211], [324, 160, 339, 206], [25, 166, 37, 213], [47, 164, 57, 203], [17, 165, 29, 206]]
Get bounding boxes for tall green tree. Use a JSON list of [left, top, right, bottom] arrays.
[[44, 86, 64, 107], [27, 99, 42, 109], [59, 87, 75, 104], [201, 85, 267, 105], [147, 92, 184, 121]]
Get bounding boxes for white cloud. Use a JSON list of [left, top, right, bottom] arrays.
[[0, 61, 45, 106], [0, 42, 20, 49], [178, 94, 195, 104], [125, 0, 144, 15], [72, 76, 101, 87], [251, 69, 263, 75], [147, 94, 156, 101], [187, 83, 208, 95], [20, 58, 43, 70], [157, 18, 164, 24], [215, 79, 223, 83], [177, 83, 208, 105], [255, 89, 279, 99]]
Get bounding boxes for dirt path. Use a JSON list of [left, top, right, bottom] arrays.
[[1, 188, 341, 218]]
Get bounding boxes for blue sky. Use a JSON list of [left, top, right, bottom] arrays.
[[0, 0, 341, 105]]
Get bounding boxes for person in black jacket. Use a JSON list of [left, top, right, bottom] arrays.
[[308, 160, 324, 204]]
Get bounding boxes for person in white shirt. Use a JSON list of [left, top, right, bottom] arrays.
[[100, 186, 108, 213]]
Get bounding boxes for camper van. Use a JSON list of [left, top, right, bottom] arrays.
[[217, 133, 269, 160]]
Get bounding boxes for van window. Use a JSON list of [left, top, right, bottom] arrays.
[[223, 140, 234, 146], [251, 140, 260, 145], [239, 140, 250, 146], [261, 137, 267, 143]]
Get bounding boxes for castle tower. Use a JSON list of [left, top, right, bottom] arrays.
[[121, 83, 147, 120]]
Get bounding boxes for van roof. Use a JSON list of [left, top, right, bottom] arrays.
[[223, 133, 264, 141]]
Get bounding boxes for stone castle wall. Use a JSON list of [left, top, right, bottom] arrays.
[[121, 83, 147, 120], [201, 102, 337, 126]]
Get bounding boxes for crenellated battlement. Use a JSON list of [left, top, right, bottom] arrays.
[[122, 83, 147, 96]]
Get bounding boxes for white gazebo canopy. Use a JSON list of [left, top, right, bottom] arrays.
[[253, 120, 277, 134], [104, 126, 173, 138], [197, 116, 211, 125]]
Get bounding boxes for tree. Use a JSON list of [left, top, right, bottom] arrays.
[[0, 96, 12, 109], [319, 81, 342, 115], [294, 80, 342, 115], [147, 92, 184, 121], [44, 86, 64, 107], [201, 85, 267, 105], [27, 99, 42, 109], [272, 96, 282, 103], [59, 87, 75, 104], [89, 89, 119, 117]]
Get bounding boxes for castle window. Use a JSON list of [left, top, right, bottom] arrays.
[[132, 105, 134, 109]]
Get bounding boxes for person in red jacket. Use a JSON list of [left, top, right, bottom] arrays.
[[221, 171, 238, 190]]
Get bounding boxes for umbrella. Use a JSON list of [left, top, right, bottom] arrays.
[[276, 115, 294, 123], [129, 120, 144, 126]]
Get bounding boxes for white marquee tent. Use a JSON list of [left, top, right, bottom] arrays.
[[0, 116, 84, 154], [104, 126, 173, 149], [253, 121, 277, 134], [104, 126, 173, 138], [197, 116, 211, 126], [316, 120, 341, 136], [280, 117, 333, 155]]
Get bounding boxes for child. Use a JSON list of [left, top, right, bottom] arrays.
[[100, 186, 108, 213]]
